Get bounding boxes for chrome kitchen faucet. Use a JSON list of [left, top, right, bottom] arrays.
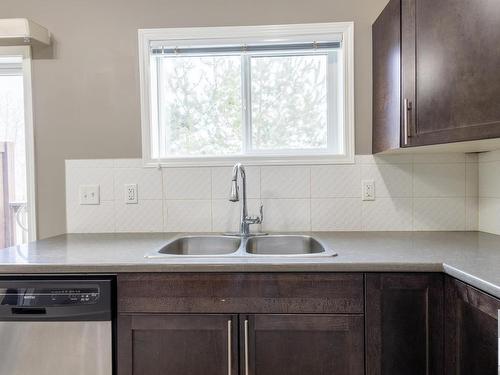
[[227, 163, 265, 237]]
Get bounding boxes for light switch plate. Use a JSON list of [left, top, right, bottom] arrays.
[[79, 185, 100, 205], [125, 184, 138, 204], [362, 180, 375, 201]]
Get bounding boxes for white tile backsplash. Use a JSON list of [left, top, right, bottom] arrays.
[[479, 160, 500, 198], [478, 151, 500, 235], [413, 153, 466, 164], [164, 200, 212, 232], [261, 199, 311, 232], [413, 197, 466, 230], [261, 166, 310, 198], [355, 154, 413, 164], [466, 196, 479, 231], [115, 200, 163, 232], [479, 197, 500, 234], [478, 149, 500, 163], [164, 168, 212, 199], [212, 199, 261, 233], [67, 200, 115, 233], [65, 155, 479, 233], [311, 198, 362, 231], [114, 167, 162, 201], [311, 165, 360, 197], [66, 159, 114, 169], [465, 163, 479, 197], [362, 198, 413, 231], [66, 164, 114, 202], [212, 166, 260, 199], [113, 159, 144, 168], [359, 164, 412, 197], [413, 163, 465, 197]]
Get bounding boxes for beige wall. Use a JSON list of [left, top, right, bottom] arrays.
[[1, 0, 389, 238]]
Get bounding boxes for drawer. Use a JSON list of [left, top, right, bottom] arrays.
[[117, 273, 364, 314]]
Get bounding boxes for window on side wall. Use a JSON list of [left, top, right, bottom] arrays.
[[139, 23, 354, 166]]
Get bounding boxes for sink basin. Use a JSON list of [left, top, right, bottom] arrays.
[[245, 235, 334, 256], [146, 234, 336, 258], [148, 236, 241, 257]]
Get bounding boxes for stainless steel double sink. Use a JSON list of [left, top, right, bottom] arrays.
[[145, 235, 337, 258]]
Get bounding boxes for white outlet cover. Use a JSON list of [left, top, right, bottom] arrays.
[[362, 179, 375, 201], [125, 184, 138, 204], [79, 185, 100, 205]]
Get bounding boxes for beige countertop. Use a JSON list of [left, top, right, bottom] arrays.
[[0, 231, 499, 298]]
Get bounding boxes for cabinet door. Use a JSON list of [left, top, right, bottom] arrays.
[[403, 0, 500, 147], [117, 314, 238, 375], [372, 0, 402, 153], [365, 273, 444, 375], [445, 277, 500, 375], [242, 314, 364, 375]]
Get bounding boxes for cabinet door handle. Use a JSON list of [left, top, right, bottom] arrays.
[[227, 320, 232, 375], [403, 98, 413, 145], [244, 319, 249, 375]]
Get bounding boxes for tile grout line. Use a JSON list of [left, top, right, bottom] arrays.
[[112, 163, 116, 233], [162, 167, 167, 231], [210, 168, 214, 232], [410, 159, 415, 231], [308, 166, 312, 231], [464, 160, 469, 230]]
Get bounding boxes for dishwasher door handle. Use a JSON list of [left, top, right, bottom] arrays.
[[11, 308, 47, 315]]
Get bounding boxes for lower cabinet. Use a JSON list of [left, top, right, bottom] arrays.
[[117, 313, 364, 375], [117, 314, 238, 375], [365, 273, 444, 375], [116, 273, 365, 375], [244, 314, 364, 375], [444, 276, 500, 375], [116, 272, 500, 375]]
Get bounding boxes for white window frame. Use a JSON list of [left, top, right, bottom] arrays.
[[0, 46, 37, 241], [138, 22, 354, 167]]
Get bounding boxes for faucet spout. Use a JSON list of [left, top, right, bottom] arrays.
[[229, 180, 239, 202], [227, 163, 263, 237]]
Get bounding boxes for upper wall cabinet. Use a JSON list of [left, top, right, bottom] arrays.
[[372, 0, 500, 153]]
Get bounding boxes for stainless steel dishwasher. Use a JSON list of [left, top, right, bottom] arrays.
[[0, 278, 112, 375]]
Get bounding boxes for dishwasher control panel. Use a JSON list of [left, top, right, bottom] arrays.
[[0, 279, 111, 321], [0, 286, 101, 306], [49, 287, 100, 305]]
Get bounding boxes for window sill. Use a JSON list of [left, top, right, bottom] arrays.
[[142, 153, 354, 168]]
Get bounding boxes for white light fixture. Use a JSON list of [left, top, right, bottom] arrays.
[[0, 18, 51, 46]]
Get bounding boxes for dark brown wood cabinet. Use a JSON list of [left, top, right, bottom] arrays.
[[116, 273, 365, 375], [117, 314, 238, 375], [365, 273, 444, 375], [116, 272, 500, 375], [117, 272, 364, 314], [444, 276, 500, 375], [373, 0, 500, 153], [243, 314, 364, 375]]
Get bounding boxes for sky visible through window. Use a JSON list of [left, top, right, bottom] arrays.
[[0, 73, 26, 203], [155, 51, 332, 157]]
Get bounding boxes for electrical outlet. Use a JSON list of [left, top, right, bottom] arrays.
[[362, 180, 375, 201], [125, 184, 138, 204], [79, 185, 100, 205]]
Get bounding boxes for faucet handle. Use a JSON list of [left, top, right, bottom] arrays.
[[245, 203, 264, 225]]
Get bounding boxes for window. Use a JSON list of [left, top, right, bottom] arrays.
[[0, 47, 36, 244], [139, 23, 354, 166]]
